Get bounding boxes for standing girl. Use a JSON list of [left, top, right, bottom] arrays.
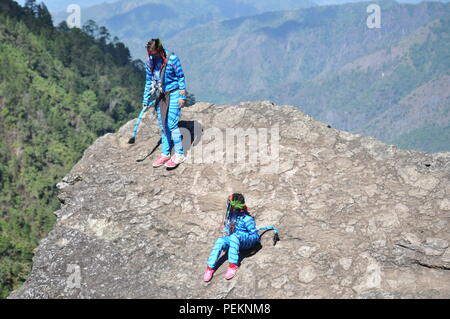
[[142, 38, 187, 168]]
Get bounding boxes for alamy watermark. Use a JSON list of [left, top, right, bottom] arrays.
[[66, 4, 81, 28], [65, 264, 81, 290], [366, 4, 381, 29], [179, 124, 281, 173]]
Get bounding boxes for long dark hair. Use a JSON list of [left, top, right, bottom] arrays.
[[146, 38, 167, 60], [146, 38, 167, 73]]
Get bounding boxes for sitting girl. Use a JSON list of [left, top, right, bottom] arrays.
[[204, 193, 279, 281]]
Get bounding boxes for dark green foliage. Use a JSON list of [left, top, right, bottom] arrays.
[[294, 16, 450, 153], [0, 0, 144, 297], [394, 124, 450, 153], [164, 0, 448, 153]]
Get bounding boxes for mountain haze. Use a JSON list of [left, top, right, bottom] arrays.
[[165, 0, 449, 152], [51, 0, 317, 59]]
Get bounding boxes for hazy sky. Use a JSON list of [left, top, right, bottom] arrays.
[[15, 0, 119, 12], [15, 0, 447, 14]]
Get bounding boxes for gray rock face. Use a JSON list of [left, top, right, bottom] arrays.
[[10, 101, 450, 299]]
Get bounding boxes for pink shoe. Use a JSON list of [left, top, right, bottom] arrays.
[[225, 263, 239, 280], [152, 154, 170, 168], [203, 266, 215, 282], [165, 154, 185, 168]]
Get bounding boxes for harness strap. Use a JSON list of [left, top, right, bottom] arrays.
[[159, 51, 173, 89]]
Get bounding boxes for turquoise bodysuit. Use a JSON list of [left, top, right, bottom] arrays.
[[142, 49, 186, 155], [206, 210, 279, 268]]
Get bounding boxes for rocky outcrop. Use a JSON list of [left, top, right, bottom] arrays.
[[10, 101, 450, 298]]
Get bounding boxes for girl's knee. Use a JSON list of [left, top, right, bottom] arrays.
[[168, 113, 180, 130], [169, 125, 181, 136], [215, 237, 227, 246]]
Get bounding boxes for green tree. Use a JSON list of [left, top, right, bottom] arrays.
[[0, 0, 144, 297]]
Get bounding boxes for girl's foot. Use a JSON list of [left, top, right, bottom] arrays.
[[225, 263, 239, 280], [165, 154, 185, 168], [152, 154, 170, 168], [203, 266, 215, 282]]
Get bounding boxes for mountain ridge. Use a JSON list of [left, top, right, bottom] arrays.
[[166, 1, 450, 153]]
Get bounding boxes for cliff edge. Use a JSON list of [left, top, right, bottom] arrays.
[[10, 101, 450, 298]]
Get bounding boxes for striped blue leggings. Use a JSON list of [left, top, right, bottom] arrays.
[[207, 233, 260, 268], [156, 90, 184, 156]]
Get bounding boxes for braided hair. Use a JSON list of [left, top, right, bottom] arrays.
[[145, 38, 168, 73], [226, 193, 250, 234]]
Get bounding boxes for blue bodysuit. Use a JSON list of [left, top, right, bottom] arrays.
[[207, 212, 261, 268], [142, 49, 186, 156]]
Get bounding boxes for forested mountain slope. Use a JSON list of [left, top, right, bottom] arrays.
[[0, 0, 143, 297], [167, 0, 449, 152]]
